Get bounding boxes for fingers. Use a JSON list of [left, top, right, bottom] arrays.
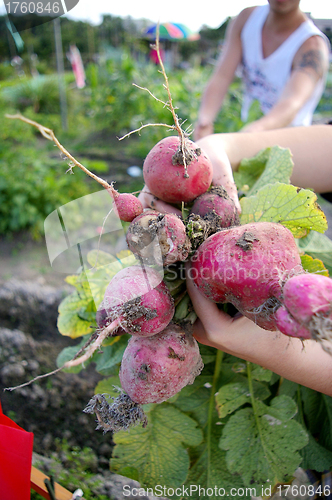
[[215, 178, 241, 215], [138, 185, 183, 216], [197, 135, 241, 214]]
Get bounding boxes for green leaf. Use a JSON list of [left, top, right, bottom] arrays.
[[174, 354, 247, 499], [240, 183, 327, 238], [65, 274, 80, 287], [234, 148, 270, 192], [94, 336, 128, 376], [301, 433, 332, 472], [57, 291, 95, 338], [56, 336, 91, 373], [301, 388, 332, 451], [250, 365, 273, 382], [86, 249, 119, 268], [94, 375, 122, 399], [234, 146, 293, 195], [174, 375, 214, 419], [215, 380, 270, 419], [199, 345, 217, 366], [111, 404, 203, 488], [219, 395, 308, 489], [183, 418, 246, 500], [300, 254, 329, 276], [84, 249, 138, 307], [278, 379, 299, 398], [297, 231, 332, 275]]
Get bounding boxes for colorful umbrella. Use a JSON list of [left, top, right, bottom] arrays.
[[143, 22, 200, 41]]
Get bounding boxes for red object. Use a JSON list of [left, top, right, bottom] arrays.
[[67, 44, 86, 89], [0, 399, 34, 500]]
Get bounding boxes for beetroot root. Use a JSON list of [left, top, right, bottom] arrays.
[[190, 222, 303, 330], [99, 265, 174, 337], [143, 136, 213, 204], [119, 323, 204, 404], [126, 209, 191, 266], [190, 186, 240, 228]]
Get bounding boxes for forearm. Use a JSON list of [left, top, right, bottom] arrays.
[[186, 267, 332, 396], [197, 74, 231, 127], [241, 98, 304, 133], [193, 313, 332, 396], [202, 125, 332, 194]]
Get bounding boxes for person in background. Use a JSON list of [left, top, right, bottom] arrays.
[[194, 0, 330, 140]]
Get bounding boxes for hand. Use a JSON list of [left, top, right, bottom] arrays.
[[196, 135, 241, 213], [185, 264, 332, 396], [138, 185, 182, 216]]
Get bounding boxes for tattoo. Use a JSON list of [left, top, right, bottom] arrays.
[[293, 49, 325, 79]]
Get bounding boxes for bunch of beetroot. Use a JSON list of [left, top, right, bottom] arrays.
[[83, 40, 331, 429], [85, 129, 332, 432], [85, 135, 219, 431], [10, 81, 331, 432]]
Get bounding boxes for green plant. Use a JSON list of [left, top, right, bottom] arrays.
[[0, 108, 93, 237], [1, 75, 71, 114]]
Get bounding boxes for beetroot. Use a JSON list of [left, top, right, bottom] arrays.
[[276, 274, 332, 342], [100, 265, 174, 337], [190, 186, 240, 228], [143, 136, 213, 204], [112, 192, 143, 222], [119, 323, 203, 404], [190, 222, 303, 330], [275, 306, 312, 340], [126, 209, 191, 266], [281, 274, 332, 323]]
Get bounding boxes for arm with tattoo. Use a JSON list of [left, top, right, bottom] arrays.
[[240, 36, 329, 132], [293, 49, 327, 81]]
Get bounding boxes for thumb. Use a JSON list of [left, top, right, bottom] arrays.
[[185, 262, 232, 332]]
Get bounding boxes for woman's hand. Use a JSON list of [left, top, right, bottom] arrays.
[[138, 185, 182, 216], [197, 135, 241, 213], [185, 262, 332, 396]]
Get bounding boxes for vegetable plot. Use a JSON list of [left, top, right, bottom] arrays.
[[5, 39, 332, 499]]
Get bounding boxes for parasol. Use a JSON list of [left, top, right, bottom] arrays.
[[143, 22, 200, 41]]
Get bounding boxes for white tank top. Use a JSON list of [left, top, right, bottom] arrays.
[[240, 5, 329, 126]]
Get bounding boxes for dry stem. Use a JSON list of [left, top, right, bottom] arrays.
[[119, 122, 176, 141], [5, 113, 119, 199], [119, 24, 190, 176], [154, 26, 189, 174], [4, 318, 121, 392], [155, 33, 183, 140]]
